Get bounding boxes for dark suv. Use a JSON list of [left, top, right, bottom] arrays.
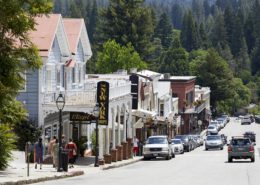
[[228, 137, 255, 162], [174, 135, 193, 152], [243, 132, 256, 143]]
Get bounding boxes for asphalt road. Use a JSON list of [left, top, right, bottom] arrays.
[[36, 118, 260, 185]]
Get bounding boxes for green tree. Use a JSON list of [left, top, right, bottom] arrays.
[[195, 49, 234, 109], [181, 11, 199, 52], [154, 13, 173, 49], [0, 0, 52, 170], [96, 40, 147, 73], [97, 0, 155, 59], [159, 37, 189, 75], [211, 13, 228, 48], [171, 3, 183, 29]]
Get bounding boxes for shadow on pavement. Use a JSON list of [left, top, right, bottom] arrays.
[[74, 156, 95, 166]]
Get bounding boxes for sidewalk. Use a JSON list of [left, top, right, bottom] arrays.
[[0, 151, 142, 185]]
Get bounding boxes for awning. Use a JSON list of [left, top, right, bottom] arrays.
[[132, 109, 157, 118], [65, 59, 76, 68], [134, 118, 143, 128]]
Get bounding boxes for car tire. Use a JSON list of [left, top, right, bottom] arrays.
[[220, 147, 223, 150], [172, 153, 175, 158], [181, 150, 184, 154], [228, 157, 232, 163], [205, 147, 208, 151], [166, 155, 171, 160], [251, 157, 255, 162], [143, 157, 150, 160]]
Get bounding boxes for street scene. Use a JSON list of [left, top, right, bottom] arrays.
[[1, 0, 260, 185], [32, 118, 260, 185]]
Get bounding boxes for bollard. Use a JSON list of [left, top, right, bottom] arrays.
[[26, 141, 31, 177]]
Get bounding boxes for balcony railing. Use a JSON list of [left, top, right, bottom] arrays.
[[42, 81, 131, 106]]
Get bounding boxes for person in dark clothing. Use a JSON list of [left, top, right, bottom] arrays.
[[34, 138, 44, 170]]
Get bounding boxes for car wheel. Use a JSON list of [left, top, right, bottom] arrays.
[[143, 157, 150, 160], [172, 153, 175, 158], [205, 147, 208, 151], [166, 155, 171, 160], [181, 150, 185, 154], [228, 157, 233, 163], [251, 157, 255, 162], [220, 147, 223, 150]]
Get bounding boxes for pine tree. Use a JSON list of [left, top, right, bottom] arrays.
[[97, 0, 155, 59], [181, 11, 199, 52], [236, 38, 251, 73], [192, 0, 205, 24], [211, 13, 228, 48], [154, 13, 173, 49], [244, 13, 256, 54], [199, 23, 210, 49], [88, 0, 98, 43], [171, 3, 183, 29]]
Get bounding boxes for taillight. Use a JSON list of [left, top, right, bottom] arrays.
[[249, 146, 254, 152], [228, 146, 232, 152]]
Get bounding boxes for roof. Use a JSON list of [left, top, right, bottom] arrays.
[[29, 14, 61, 57], [136, 70, 161, 81], [63, 18, 84, 54], [160, 76, 196, 82]]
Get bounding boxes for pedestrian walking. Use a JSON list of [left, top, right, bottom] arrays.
[[34, 138, 44, 170], [48, 136, 56, 168], [133, 136, 139, 156], [66, 138, 77, 168], [52, 139, 59, 169]]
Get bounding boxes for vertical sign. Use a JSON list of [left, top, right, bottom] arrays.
[[129, 74, 139, 109], [97, 81, 109, 125]]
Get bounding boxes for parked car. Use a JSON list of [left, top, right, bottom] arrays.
[[190, 135, 203, 147], [209, 120, 221, 131], [220, 114, 230, 123], [174, 135, 193, 152], [205, 135, 223, 150], [241, 115, 252, 125], [171, 139, 184, 154], [228, 136, 255, 162], [220, 134, 227, 145], [243, 131, 256, 143], [216, 118, 225, 129], [143, 135, 173, 160], [254, 115, 260, 124], [207, 125, 218, 135]]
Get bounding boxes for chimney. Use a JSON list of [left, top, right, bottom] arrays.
[[164, 73, 171, 79]]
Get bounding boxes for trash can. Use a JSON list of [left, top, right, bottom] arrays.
[[61, 150, 69, 172]]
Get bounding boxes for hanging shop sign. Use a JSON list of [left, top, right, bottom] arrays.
[[97, 81, 109, 125], [70, 112, 96, 122]]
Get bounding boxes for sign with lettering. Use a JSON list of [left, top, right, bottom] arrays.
[[70, 112, 96, 122], [97, 81, 109, 125]]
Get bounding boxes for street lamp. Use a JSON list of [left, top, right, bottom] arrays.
[[165, 117, 168, 136], [143, 115, 147, 141], [154, 116, 158, 135], [181, 119, 184, 134], [198, 120, 202, 133], [93, 103, 100, 167], [56, 93, 65, 172]]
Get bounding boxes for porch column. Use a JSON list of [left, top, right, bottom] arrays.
[[123, 110, 127, 142], [106, 126, 110, 154], [112, 111, 116, 149], [117, 108, 121, 145]]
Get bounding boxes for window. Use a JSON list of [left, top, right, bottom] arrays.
[[72, 67, 76, 83], [160, 104, 164, 116], [78, 64, 81, 83], [185, 91, 194, 106], [46, 70, 52, 91]]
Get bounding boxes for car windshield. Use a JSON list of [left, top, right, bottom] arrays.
[[207, 135, 221, 140], [175, 135, 188, 140], [208, 126, 215, 129], [172, 139, 181, 144], [231, 139, 251, 146], [210, 121, 218, 124], [147, 137, 168, 144]]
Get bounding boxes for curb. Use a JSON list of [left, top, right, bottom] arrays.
[[0, 171, 84, 185], [102, 158, 142, 170]]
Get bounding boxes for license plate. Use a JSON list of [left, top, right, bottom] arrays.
[[238, 148, 244, 151], [153, 153, 158, 156]]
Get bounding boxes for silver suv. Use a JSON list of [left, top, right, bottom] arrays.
[[143, 135, 173, 160]]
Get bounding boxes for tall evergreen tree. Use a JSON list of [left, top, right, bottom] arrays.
[[97, 0, 155, 59], [192, 0, 205, 24], [154, 13, 173, 49], [230, 14, 244, 56], [171, 3, 183, 29], [88, 0, 98, 43], [235, 38, 251, 74], [244, 13, 256, 54], [198, 23, 210, 49], [181, 11, 199, 52], [211, 13, 228, 48]]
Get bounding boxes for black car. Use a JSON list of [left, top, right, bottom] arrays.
[[243, 131, 256, 143], [174, 135, 193, 152]]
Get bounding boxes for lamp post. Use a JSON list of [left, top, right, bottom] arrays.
[[173, 116, 177, 136], [56, 93, 65, 172], [93, 103, 100, 167], [142, 115, 147, 141], [154, 116, 158, 135], [181, 119, 184, 135], [165, 117, 168, 137], [198, 120, 202, 133]]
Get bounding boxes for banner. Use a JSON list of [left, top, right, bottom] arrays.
[[97, 81, 109, 125]]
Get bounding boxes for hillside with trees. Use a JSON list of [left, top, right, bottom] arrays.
[[52, 0, 260, 115]]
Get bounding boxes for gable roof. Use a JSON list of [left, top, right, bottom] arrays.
[[29, 14, 61, 57], [63, 18, 83, 54]]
